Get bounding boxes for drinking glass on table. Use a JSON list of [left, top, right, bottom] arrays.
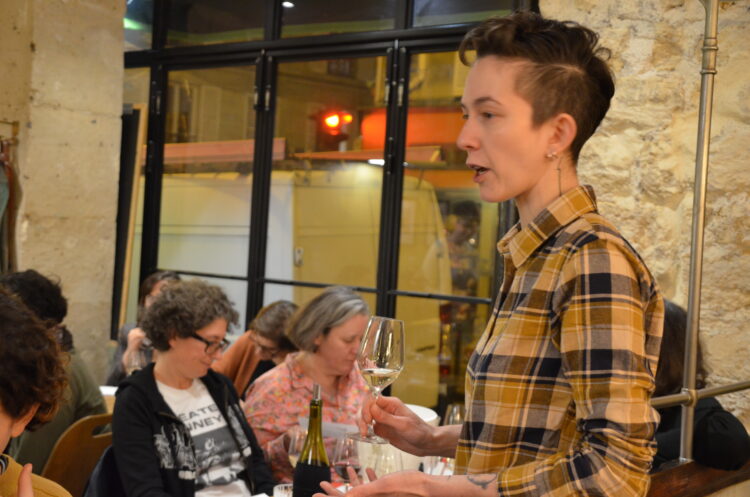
[[287, 427, 307, 468], [349, 316, 405, 444], [332, 436, 361, 483]]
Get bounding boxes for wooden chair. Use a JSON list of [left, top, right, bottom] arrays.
[[41, 413, 113, 497]]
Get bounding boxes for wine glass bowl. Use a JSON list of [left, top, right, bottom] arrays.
[[349, 316, 405, 444], [287, 427, 307, 468], [332, 436, 361, 483]]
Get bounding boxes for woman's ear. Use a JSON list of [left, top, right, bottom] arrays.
[[546, 112, 577, 158], [11, 404, 39, 437]]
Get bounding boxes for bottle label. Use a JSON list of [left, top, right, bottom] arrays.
[[292, 462, 331, 497]]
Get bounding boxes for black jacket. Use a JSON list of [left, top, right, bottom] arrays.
[[654, 397, 750, 472], [112, 364, 276, 497]]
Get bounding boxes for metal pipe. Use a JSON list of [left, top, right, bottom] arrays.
[[697, 380, 750, 400], [651, 391, 691, 410], [651, 380, 750, 409], [680, 0, 720, 464]]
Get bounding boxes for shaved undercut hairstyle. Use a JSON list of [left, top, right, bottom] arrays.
[[460, 11, 615, 162]]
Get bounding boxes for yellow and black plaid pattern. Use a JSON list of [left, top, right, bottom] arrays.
[[455, 185, 663, 497]]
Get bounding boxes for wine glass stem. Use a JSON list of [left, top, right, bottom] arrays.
[[367, 389, 381, 437]]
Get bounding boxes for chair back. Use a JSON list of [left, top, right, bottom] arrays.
[[41, 412, 113, 497]]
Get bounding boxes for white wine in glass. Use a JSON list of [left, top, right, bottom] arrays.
[[349, 316, 405, 444]]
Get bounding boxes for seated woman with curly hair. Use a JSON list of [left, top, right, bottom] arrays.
[[0, 287, 70, 497], [112, 279, 275, 497]]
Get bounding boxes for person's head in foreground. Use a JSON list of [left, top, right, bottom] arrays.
[[286, 286, 370, 378], [0, 287, 69, 496], [250, 300, 299, 364], [457, 11, 614, 216], [140, 279, 238, 384]]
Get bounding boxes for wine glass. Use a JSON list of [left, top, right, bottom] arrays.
[[349, 316, 405, 444], [332, 436, 361, 483], [287, 427, 307, 469], [443, 403, 465, 426]]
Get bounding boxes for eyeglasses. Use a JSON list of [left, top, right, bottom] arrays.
[[250, 332, 280, 357], [189, 333, 230, 355]]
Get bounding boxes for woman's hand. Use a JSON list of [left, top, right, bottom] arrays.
[[314, 472, 499, 497], [359, 396, 436, 457], [17, 463, 34, 497], [121, 327, 146, 368]]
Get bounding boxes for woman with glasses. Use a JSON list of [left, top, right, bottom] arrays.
[[112, 279, 276, 497], [213, 300, 298, 398]]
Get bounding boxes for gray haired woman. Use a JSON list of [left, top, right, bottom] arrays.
[[243, 286, 370, 483]]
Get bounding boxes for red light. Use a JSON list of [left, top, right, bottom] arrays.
[[324, 113, 340, 128]]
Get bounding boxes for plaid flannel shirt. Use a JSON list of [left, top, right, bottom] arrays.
[[455, 185, 663, 497]]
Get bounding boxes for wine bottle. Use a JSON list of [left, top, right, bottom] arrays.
[[292, 384, 331, 497]]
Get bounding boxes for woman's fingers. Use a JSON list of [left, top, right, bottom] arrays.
[[365, 467, 378, 482], [347, 465, 363, 485], [17, 464, 34, 497], [315, 481, 345, 496]]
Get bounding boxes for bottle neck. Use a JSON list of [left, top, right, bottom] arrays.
[[308, 399, 323, 439]]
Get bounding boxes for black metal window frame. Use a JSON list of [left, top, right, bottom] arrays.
[[118, 0, 532, 334]]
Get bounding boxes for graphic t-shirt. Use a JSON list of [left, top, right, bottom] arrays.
[[157, 379, 252, 497]]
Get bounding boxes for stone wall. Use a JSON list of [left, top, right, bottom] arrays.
[[0, 0, 124, 378], [543, 0, 750, 425]]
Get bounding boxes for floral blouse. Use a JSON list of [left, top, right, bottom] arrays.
[[243, 352, 368, 482]]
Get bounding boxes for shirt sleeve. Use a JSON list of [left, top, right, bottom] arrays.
[[496, 238, 662, 497]]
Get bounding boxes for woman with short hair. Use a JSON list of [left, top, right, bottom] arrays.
[[0, 287, 70, 497], [112, 279, 275, 497], [243, 286, 370, 482], [213, 300, 298, 397]]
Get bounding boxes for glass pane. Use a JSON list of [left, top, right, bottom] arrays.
[[122, 68, 151, 323], [398, 51, 499, 299], [167, 0, 265, 47], [281, 0, 395, 38], [263, 283, 377, 317], [413, 0, 512, 28], [394, 296, 491, 415], [183, 275, 248, 336], [158, 66, 256, 277], [266, 56, 387, 289], [125, 0, 153, 51]]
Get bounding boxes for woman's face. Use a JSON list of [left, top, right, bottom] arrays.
[[144, 279, 171, 309], [313, 313, 368, 377], [457, 56, 557, 205], [0, 403, 37, 454], [166, 318, 228, 380], [253, 332, 284, 364]]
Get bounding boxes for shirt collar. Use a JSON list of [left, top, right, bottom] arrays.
[[498, 185, 598, 268]]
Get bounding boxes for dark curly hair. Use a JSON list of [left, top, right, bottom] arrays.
[[0, 287, 68, 431], [141, 279, 239, 351], [0, 269, 67, 323], [0, 269, 74, 351], [459, 11, 615, 162]]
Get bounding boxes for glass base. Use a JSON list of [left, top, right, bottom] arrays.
[[347, 431, 389, 445]]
